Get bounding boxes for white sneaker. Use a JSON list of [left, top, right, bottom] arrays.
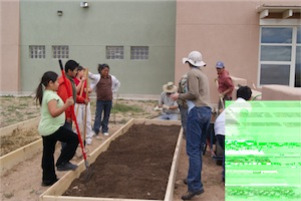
[[103, 132, 109, 136], [86, 138, 92, 145]]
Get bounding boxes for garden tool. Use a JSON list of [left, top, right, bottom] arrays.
[[83, 68, 89, 146]]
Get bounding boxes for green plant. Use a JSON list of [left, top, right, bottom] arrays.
[[111, 103, 143, 114]]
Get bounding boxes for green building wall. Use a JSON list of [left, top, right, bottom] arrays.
[[20, 0, 176, 96]]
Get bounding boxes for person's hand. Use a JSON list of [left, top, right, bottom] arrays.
[[66, 97, 74, 106], [84, 99, 89, 105], [154, 106, 162, 111], [170, 92, 179, 101], [162, 104, 169, 110], [219, 93, 224, 98]]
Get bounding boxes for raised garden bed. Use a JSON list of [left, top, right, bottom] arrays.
[[40, 119, 183, 201]]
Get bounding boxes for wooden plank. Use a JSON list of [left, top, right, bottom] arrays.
[[42, 195, 162, 201], [164, 128, 183, 201], [134, 118, 181, 126], [0, 138, 42, 176], [0, 117, 40, 137]]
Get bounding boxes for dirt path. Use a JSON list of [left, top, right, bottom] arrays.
[[0, 123, 224, 201]]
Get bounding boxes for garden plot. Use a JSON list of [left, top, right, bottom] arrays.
[[40, 119, 183, 201]]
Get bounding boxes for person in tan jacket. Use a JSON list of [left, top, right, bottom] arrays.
[[171, 51, 211, 200]]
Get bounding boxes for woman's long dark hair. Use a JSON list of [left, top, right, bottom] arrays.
[[35, 71, 58, 105]]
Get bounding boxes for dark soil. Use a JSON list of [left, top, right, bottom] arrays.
[[64, 124, 181, 200]]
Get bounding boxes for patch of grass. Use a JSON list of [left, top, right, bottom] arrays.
[[4, 192, 14, 199], [20, 103, 29, 107], [119, 118, 128, 124], [111, 103, 143, 114], [7, 105, 17, 112]]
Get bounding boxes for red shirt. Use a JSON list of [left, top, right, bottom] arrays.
[[74, 77, 90, 102], [217, 70, 234, 98], [57, 76, 85, 120]]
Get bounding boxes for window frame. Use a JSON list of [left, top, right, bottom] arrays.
[[258, 25, 300, 87], [52, 45, 69, 59], [106, 46, 124, 60], [29, 45, 46, 59], [130, 46, 149, 60]]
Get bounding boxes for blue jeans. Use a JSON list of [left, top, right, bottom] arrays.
[[186, 106, 211, 192], [93, 100, 112, 134], [216, 135, 225, 180], [179, 105, 188, 137], [159, 113, 178, 120]]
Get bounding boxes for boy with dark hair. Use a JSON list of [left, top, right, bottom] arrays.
[[57, 60, 86, 130], [214, 85, 252, 182]]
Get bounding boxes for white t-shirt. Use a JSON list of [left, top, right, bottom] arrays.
[[214, 98, 251, 136]]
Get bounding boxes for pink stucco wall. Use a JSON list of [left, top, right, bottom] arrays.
[[175, 0, 300, 104], [0, 0, 20, 93]]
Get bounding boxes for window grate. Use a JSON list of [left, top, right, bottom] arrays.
[[131, 46, 149, 60], [29, 45, 45, 59], [52, 45, 69, 59], [106, 46, 124, 59]]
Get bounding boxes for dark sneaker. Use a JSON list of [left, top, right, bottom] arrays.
[[57, 162, 78, 171], [42, 178, 59, 186], [181, 189, 204, 200]]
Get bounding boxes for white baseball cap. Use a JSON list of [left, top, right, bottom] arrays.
[[182, 51, 206, 67]]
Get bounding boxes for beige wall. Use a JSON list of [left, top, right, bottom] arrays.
[[175, 0, 300, 104], [0, 0, 20, 94], [262, 85, 301, 100]]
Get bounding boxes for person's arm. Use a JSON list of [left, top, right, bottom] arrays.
[[88, 72, 100, 91], [112, 75, 120, 93], [48, 97, 74, 117], [170, 98, 179, 110], [75, 78, 85, 93], [76, 94, 86, 104], [178, 73, 198, 100], [168, 105, 179, 110], [57, 81, 73, 122]]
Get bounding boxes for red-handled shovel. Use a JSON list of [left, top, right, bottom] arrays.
[[58, 60, 89, 170]]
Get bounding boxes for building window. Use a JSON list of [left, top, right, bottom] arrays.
[[131, 46, 149, 60], [259, 26, 301, 87], [106, 46, 124, 59], [29, 45, 45, 59], [52, 45, 69, 59]]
